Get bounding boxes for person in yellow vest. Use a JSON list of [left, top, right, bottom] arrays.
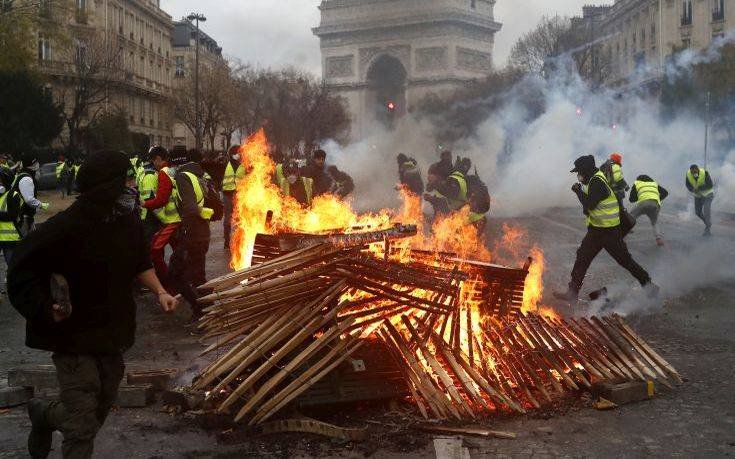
[[279, 161, 314, 207], [607, 153, 628, 201], [629, 175, 668, 246], [423, 164, 451, 217], [0, 167, 22, 265], [143, 148, 181, 291], [138, 148, 163, 244], [685, 164, 714, 236], [431, 158, 470, 213], [0, 154, 11, 172], [554, 155, 657, 302], [55, 155, 68, 198], [221, 145, 246, 249], [169, 149, 212, 321]]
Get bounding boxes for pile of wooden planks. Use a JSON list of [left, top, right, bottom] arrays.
[[193, 232, 680, 424]]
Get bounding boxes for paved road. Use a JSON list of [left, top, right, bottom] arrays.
[[0, 204, 733, 458]]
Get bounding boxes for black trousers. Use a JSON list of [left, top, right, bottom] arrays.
[[169, 224, 210, 315], [694, 196, 713, 229], [569, 226, 651, 293]]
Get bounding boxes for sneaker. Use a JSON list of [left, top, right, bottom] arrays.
[[655, 236, 664, 247], [27, 399, 52, 458], [553, 289, 579, 302], [703, 227, 712, 237]]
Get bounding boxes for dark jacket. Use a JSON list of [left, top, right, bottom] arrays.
[[175, 162, 210, 242], [330, 170, 354, 198], [629, 176, 669, 203], [8, 201, 151, 355], [301, 160, 333, 196], [398, 159, 424, 195]]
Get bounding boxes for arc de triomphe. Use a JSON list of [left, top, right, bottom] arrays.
[[313, 0, 502, 140]]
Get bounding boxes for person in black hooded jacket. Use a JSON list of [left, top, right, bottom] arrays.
[[8, 150, 178, 459]]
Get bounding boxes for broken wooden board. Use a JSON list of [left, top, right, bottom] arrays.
[[420, 425, 516, 440], [260, 417, 368, 442]]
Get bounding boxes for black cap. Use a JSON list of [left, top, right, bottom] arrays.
[[571, 155, 596, 173], [77, 150, 130, 194], [689, 164, 699, 170]]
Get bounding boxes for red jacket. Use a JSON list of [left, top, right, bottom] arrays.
[[144, 169, 173, 210]]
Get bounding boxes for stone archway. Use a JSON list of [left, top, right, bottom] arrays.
[[366, 54, 407, 129]]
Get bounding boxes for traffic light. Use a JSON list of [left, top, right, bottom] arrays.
[[387, 101, 396, 111]]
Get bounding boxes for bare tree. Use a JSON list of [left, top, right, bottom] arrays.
[[509, 15, 604, 78], [55, 31, 124, 151]]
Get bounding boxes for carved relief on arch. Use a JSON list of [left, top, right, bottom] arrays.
[[359, 45, 411, 82]]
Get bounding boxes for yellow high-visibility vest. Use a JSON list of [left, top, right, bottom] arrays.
[[181, 171, 213, 220], [686, 169, 713, 198], [279, 176, 313, 206], [153, 167, 181, 225], [634, 180, 661, 205], [138, 171, 158, 220], [584, 171, 621, 228], [55, 162, 65, 180], [468, 212, 486, 224], [0, 191, 20, 242], [222, 162, 246, 192], [447, 171, 468, 211], [611, 163, 624, 184]]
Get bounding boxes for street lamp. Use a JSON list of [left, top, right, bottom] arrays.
[[187, 13, 206, 152]]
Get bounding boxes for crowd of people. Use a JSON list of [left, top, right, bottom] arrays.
[[552, 152, 716, 303], [0, 142, 717, 458]]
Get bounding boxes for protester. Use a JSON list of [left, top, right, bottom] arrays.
[[169, 149, 212, 321], [327, 165, 354, 198], [143, 148, 183, 292], [629, 175, 668, 246], [138, 147, 163, 244], [0, 167, 22, 265], [221, 145, 246, 249], [8, 150, 178, 459], [279, 161, 314, 206], [685, 164, 714, 236], [13, 156, 49, 237], [396, 153, 424, 195], [301, 149, 333, 197]]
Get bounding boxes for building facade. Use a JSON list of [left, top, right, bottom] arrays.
[[313, 0, 502, 139], [171, 19, 226, 150], [36, 0, 175, 150], [593, 0, 733, 87]]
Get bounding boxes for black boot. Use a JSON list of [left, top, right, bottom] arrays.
[[27, 399, 53, 458]]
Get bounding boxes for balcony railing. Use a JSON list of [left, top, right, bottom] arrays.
[[712, 10, 725, 22], [75, 9, 87, 24], [681, 16, 692, 26]]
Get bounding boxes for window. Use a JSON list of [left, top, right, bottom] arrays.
[[39, 0, 51, 18], [650, 23, 656, 47], [75, 0, 86, 23], [75, 41, 87, 69], [681, 0, 693, 25], [175, 56, 185, 77], [38, 34, 50, 61], [713, 0, 724, 21]]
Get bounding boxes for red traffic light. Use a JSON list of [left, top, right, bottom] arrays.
[[387, 101, 396, 110]]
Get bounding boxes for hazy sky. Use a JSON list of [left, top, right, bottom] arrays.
[[160, 0, 596, 75]]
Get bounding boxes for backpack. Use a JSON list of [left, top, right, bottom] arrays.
[[467, 174, 491, 214], [202, 175, 224, 222]]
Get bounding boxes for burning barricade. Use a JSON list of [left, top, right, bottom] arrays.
[[190, 130, 680, 425]]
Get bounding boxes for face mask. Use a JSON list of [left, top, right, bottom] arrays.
[[232, 154, 241, 161], [116, 187, 138, 214], [287, 175, 298, 185], [577, 173, 585, 183]]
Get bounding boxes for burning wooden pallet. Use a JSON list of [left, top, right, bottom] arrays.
[[193, 228, 680, 424]]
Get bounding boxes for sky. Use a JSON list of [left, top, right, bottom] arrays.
[[160, 0, 598, 75]]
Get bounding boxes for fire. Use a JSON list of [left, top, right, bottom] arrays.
[[230, 129, 554, 323], [230, 129, 391, 269]]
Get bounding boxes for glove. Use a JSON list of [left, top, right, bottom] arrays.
[[40, 202, 50, 211], [571, 183, 582, 193]]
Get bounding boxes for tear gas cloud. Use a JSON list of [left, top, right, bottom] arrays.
[[326, 30, 735, 217], [324, 33, 735, 312]]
